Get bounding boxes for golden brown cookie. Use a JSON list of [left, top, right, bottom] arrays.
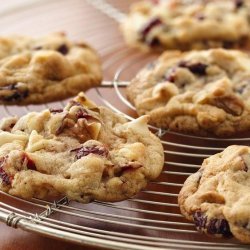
[[0, 33, 102, 104], [127, 49, 250, 136], [0, 93, 164, 203], [178, 145, 250, 243], [121, 0, 250, 51]]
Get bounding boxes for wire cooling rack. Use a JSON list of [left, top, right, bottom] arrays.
[[0, 0, 250, 250]]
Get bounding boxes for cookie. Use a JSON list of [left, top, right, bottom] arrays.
[[121, 0, 250, 51], [0, 33, 102, 104], [127, 49, 250, 137], [178, 145, 250, 243], [0, 93, 164, 203]]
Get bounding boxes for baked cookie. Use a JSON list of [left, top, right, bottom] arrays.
[[127, 49, 250, 136], [0, 33, 102, 104], [121, 0, 250, 51], [0, 93, 164, 203], [178, 145, 250, 243]]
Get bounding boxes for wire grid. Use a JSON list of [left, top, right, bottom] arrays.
[[0, 1, 249, 250]]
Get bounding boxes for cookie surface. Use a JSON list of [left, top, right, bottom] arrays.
[[0, 93, 164, 203], [127, 49, 250, 136], [121, 0, 250, 51], [0, 33, 102, 104], [178, 145, 250, 243]]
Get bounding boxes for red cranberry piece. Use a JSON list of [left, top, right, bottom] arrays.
[[57, 44, 69, 55], [22, 154, 37, 171], [178, 61, 207, 75], [71, 145, 109, 160], [193, 211, 207, 230], [147, 37, 161, 47], [193, 211, 232, 238], [235, 0, 244, 8], [0, 84, 29, 102], [164, 68, 177, 83], [207, 218, 232, 237], [69, 100, 81, 107], [76, 108, 93, 120], [50, 108, 64, 114], [140, 17, 163, 41], [196, 14, 205, 21], [5, 90, 29, 102], [0, 156, 12, 185]]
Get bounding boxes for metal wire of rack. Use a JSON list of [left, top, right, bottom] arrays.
[[0, 1, 249, 250]]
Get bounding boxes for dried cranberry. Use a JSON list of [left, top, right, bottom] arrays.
[[147, 37, 161, 47], [164, 68, 177, 83], [193, 211, 232, 238], [4, 90, 29, 102], [57, 44, 69, 55], [71, 145, 109, 160], [76, 108, 93, 120], [140, 17, 163, 41], [50, 108, 64, 114], [207, 218, 232, 237], [196, 13, 205, 21], [0, 156, 12, 185], [69, 100, 81, 107], [22, 154, 36, 171], [0, 84, 29, 102], [235, 0, 244, 9], [178, 61, 207, 75], [193, 211, 207, 230]]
